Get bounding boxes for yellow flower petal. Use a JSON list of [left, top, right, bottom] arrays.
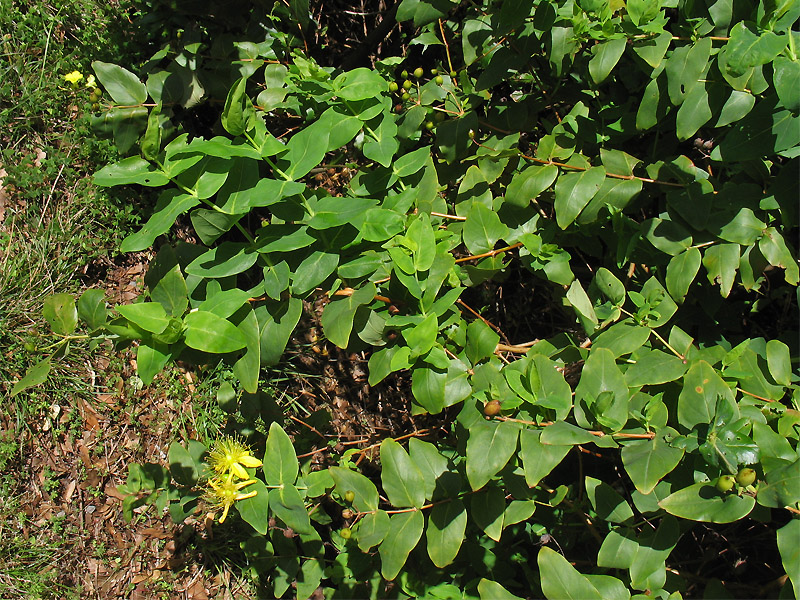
[[239, 455, 263, 468], [230, 462, 250, 480], [63, 71, 84, 85]]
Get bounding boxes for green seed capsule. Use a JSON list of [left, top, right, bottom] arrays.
[[735, 468, 756, 487], [402, 79, 412, 90], [424, 120, 435, 131], [715, 475, 735, 493], [413, 67, 424, 79], [430, 68, 438, 75], [401, 92, 411, 101], [435, 75, 444, 85], [401, 70, 408, 79], [344, 490, 355, 503], [450, 70, 456, 78], [434, 111, 445, 122], [339, 527, 352, 539], [388, 81, 398, 92]]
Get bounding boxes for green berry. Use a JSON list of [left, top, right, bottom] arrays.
[[388, 81, 399, 92], [400, 70, 408, 79], [468, 129, 476, 139], [401, 92, 411, 101], [341, 508, 354, 520], [735, 468, 756, 487], [450, 70, 457, 78], [23, 342, 36, 352], [402, 79, 412, 90], [435, 75, 444, 85], [344, 490, 355, 503], [430, 68, 438, 75], [339, 527, 352, 539], [413, 67, 424, 79], [715, 475, 735, 493], [424, 120, 435, 131], [434, 111, 445, 122]]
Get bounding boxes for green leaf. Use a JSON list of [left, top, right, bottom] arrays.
[[329, 466, 379, 513], [760, 227, 800, 285], [702, 243, 739, 297], [593, 321, 651, 358], [357, 510, 390, 551], [183, 311, 247, 353], [463, 202, 509, 254], [621, 428, 684, 494], [412, 365, 447, 414], [263, 422, 298, 487], [724, 23, 787, 74], [222, 77, 250, 136], [321, 283, 376, 348], [168, 441, 200, 486], [280, 107, 362, 179], [676, 83, 712, 140], [665, 247, 701, 303], [632, 31, 671, 68], [334, 67, 388, 100], [757, 458, 800, 508], [554, 167, 606, 229], [256, 297, 302, 365], [477, 579, 524, 600], [393, 147, 431, 177], [665, 38, 711, 105], [520, 429, 571, 487], [566, 279, 598, 330], [677, 360, 734, 430], [120, 190, 200, 252], [715, 90, 755, 127], [116, 302, 169, 334], [589, 37, 627, 85], [150, 265, 187, 317], [774, 57, 800, 112], [766, 340, 792, 387], [379, 510, 424, 581], [506, 164, 558, 208], [777, 519, 800, 598], [659, 481, 755, 523], [380, 438, 426, 508], [574, 348, 629, 432], [306, 196, 377, 230], [43, 293, 78, 335], [269, 484, 314, 534], [78, 289, 107, 330], [136, 341, 170, 385], [408, 438, 448, 501], [11, 359, 51, 397], [466, 420, 521, 491], [94, 156, 169, 187], [585, 476, 633, 523], [625, 349, 688, 386], [471, 484, 505, 541], [426, 498, 467, 568], [466, 319, 500, 365], [405, 212, 437, 272], [363, 109, 399, 167], [292, 251, 339, 296], [92, 61, 147, 105], [538, 546, 603, 600]]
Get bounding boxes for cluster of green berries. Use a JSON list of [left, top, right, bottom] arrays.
[[388, 67, 456, 131], [714, 467, 757, 493], [89, 87, 103, 111]]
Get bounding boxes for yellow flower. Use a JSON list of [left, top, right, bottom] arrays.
[[205, 475, 258, 523], [85, 74, 96, 89], [63, 70, 84, 86], [207, 437, 262, 480]]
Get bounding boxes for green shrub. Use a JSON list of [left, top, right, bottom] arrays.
[[16, 0, 800, 598]]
